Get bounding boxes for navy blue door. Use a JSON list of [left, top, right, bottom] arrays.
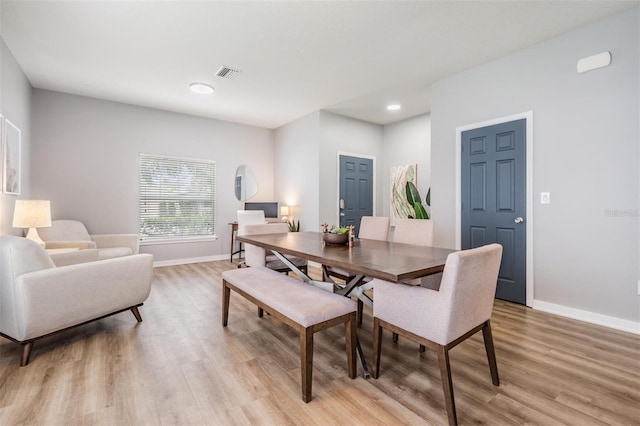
[[461, 119, 526, 304], [339, 155, 373, 236]]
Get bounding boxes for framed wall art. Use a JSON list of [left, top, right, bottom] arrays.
[[3, 119, 21, 195], [390, 163, 417, 224]]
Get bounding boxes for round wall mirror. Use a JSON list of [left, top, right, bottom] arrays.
[[234, 165, 258, 201]]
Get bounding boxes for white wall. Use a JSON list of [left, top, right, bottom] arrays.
[[31, 89, 275, 263], [0, 38, 32, 235], [382, 114, 431, 222], [274, 112, 320, 232], [318, 111, 384, 227], [431, 8, 639, 325]]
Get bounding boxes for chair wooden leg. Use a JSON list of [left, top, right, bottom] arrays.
[[419, 344, 426, 352], [345, 315, 357, 379], [300, 328, 314, 403], [436, 345, 458, 426], [222, 280, 231, 327], [482, 320, 500, 386], [357, 299, 363, 326], [20, 342, 34, 367], [392, 332, 398, 343], [131, 306, 143, 322], [258, 307, 264, 318], [372, 317, 383, 379]]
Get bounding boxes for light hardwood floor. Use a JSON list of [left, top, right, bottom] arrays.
[[1, 261, 639, 425]]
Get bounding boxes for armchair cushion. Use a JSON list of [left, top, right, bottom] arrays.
[[39, 220, 139, 263]]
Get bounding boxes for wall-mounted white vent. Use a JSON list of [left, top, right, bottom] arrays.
[[216, 66, 241, 80]]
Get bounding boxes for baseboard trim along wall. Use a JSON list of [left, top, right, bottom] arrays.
[[533, 299, 640, 335], [153, 254, 228, 268]]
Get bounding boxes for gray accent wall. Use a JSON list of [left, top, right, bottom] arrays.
[[31, 89, 275, 263], [431, 9, 639, 322], [0, 38, 32, 236]]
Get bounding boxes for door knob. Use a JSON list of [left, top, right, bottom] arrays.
[[515, 217, 524, 224], [340, 212, 345, 217]]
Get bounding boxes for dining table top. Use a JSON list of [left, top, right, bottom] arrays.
[[236, 231, 456, 283]]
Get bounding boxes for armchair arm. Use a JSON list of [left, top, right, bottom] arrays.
[[45, 240, 96, 250], [91, 234, 140, 254], [13, 254, 153, 341]]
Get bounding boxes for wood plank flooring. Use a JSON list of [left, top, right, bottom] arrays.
[[1, 260, 638, 425]]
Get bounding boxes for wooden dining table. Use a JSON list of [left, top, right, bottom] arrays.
[[236, 231, 454, 282], [236, 231, 456, 377]]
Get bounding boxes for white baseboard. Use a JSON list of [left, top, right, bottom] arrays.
[[153, 254, 229, 267], [532, 299, 640, 335]]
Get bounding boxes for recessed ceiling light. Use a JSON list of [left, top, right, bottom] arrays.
[[386, 104, 401, 111], [189, 82, 215, 94]]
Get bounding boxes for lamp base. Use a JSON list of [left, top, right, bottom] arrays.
[[25, 228, 45, 248]]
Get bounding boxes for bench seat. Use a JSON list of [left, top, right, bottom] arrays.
[[222, 266, 357, 402]]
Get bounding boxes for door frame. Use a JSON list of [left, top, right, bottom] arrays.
[[336, 151, 377, 227], [455, 111, 534, 307]]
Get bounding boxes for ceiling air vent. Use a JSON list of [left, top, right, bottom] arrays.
[[216, 66, 241, 80]]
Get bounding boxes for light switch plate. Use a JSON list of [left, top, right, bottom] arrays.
[[541, 192, 550, 204]]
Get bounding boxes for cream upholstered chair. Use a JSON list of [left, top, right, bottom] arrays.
[[38, 219, 139, 265], [0, 235, 153, 366], [392, 218, 440, 347], [322, 216, 390, 282], [371, 243, 503, 426], [323, 216, 390, 324], [243, 222, 308, 274], [236, 210, 267, 268], [393, 218, 442, 289]]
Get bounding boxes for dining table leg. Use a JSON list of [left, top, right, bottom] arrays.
[[270, 250, 371, 378]]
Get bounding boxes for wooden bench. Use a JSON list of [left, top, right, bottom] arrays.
[[221, 266, 357, 402]]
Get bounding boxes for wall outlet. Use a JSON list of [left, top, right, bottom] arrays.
[[541, 192, 550, 204]]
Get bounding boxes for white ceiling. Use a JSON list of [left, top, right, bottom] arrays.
[[1, 1, 637, 129]]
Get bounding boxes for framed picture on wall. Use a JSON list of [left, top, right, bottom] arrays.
[[390, 163, 417, 224], [3, 119, 21, 195]]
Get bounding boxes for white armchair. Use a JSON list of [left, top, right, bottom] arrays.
[[0, 235, 154, 366], [38, 219, 140, 265]]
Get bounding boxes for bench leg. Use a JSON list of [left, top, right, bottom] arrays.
[[300, 328, 314, 403], [222, 280, 231, 327], [345, 314, 357, 379]]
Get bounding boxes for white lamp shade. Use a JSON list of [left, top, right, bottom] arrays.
[[280, 206, 289, 216], [12, 200, 52, 228]]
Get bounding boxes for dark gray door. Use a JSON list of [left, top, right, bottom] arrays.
[[339, 155, 373, 236], [461, 119, 526, 304]]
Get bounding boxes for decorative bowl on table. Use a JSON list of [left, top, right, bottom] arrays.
[[323, 232, 349, 246]]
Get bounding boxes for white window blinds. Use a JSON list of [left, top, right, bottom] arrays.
[[139, 154, 216, 240]]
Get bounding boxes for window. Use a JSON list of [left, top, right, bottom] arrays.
[[139, 153, 216, 241]]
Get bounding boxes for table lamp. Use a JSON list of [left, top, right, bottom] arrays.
[[12, 200, 52, 247], [280, 206, 289, 222]]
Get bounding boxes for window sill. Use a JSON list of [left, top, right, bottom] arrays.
[[140, 235, 218, 246]]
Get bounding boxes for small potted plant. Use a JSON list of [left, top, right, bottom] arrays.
[[321, 223, 350, 245]]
